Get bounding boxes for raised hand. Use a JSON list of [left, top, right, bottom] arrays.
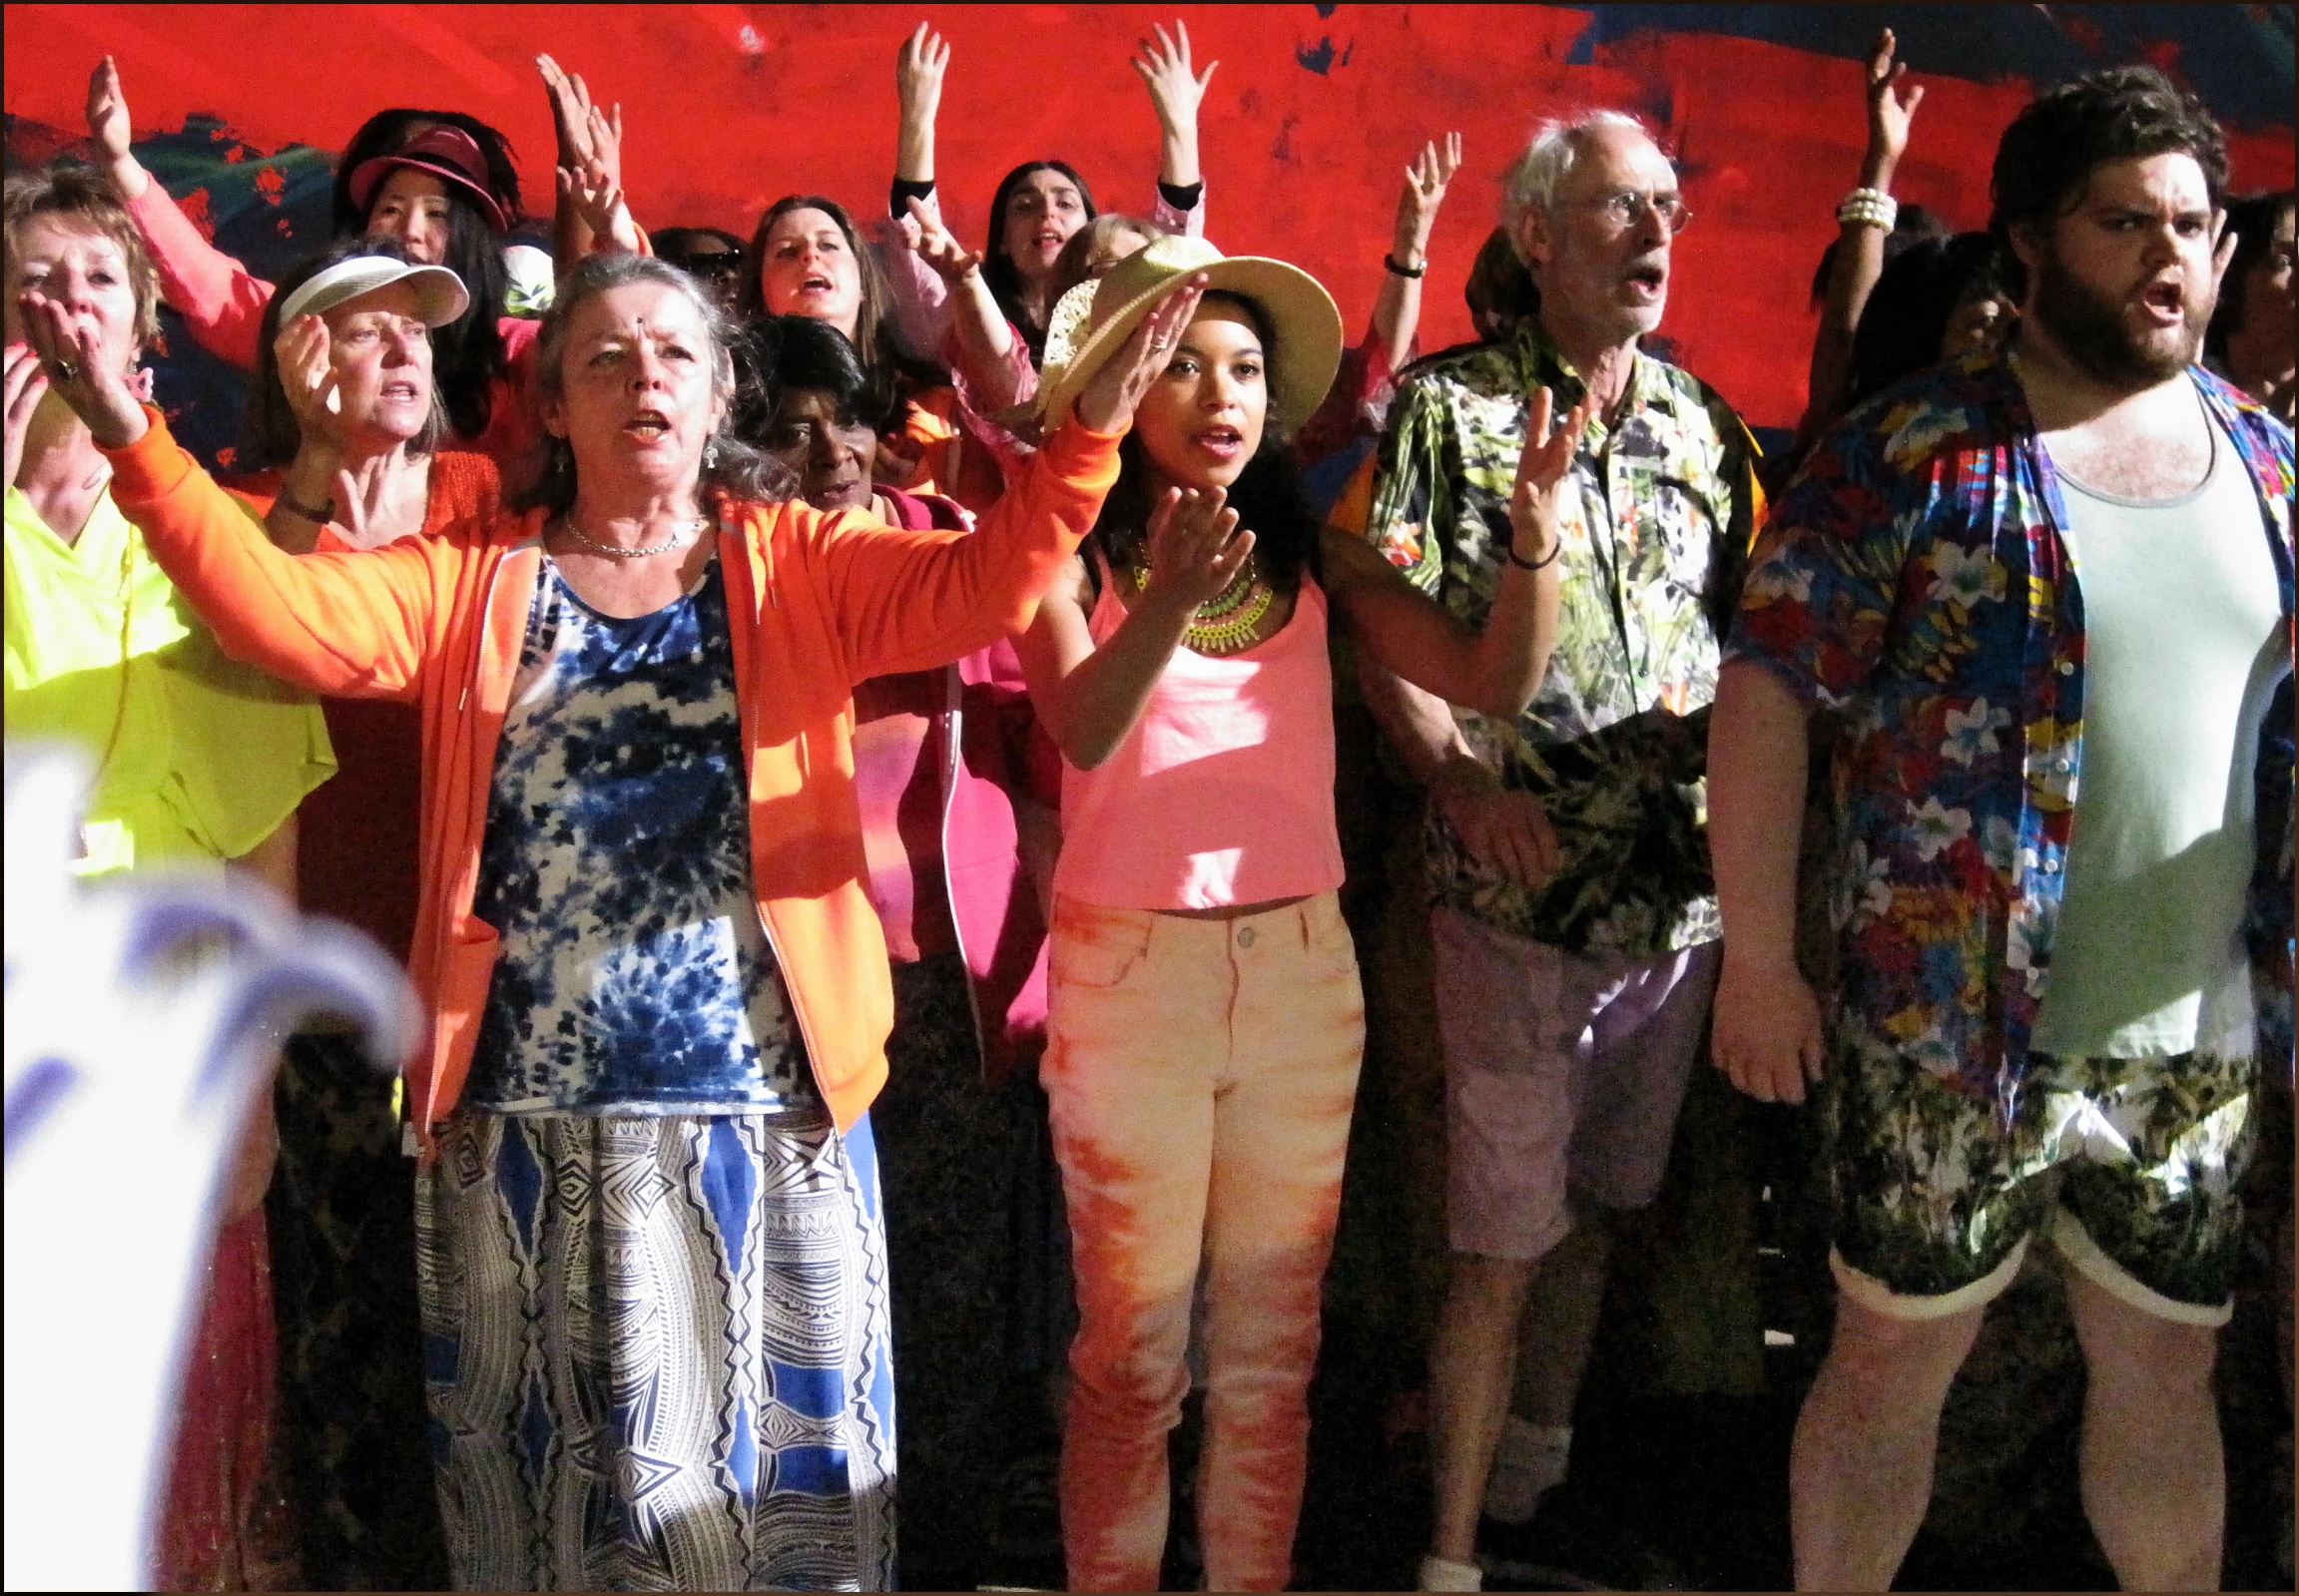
[[1506, 385, 1594, 565], [1393, 132, 1463, 266], [84, 56, 152, 199], [903, 196, 981, 284], [896, 23, 949, 134], [85, 55, 134, 163], [1071, 271, 1207, 432], [1132, 20, 1217, 138], [5, 342, 52, 487], [584, 97, 626, 196], [538, 55, 605, 178], [272, 313, 351, 448], [1863, 28, 1924, 176], [1138, 485, 1252, 614], [16, 289, 146, 448], [557, 156, 636, 254]]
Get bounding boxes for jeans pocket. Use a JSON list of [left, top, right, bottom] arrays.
[[1052, 906, 1154, 991]]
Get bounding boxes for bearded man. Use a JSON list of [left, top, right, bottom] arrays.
[[1708, 65, 2295, 1591]]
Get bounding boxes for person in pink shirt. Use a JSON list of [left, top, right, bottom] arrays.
[[1014, 236, 1590, 1591]]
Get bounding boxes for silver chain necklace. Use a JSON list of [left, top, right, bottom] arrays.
[[557, 512, 710, 559]]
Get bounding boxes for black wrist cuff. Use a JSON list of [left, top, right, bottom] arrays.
[[1384, 254, 1428, 278], [890, 177, 936, 220], [1157, 179, 1204, 213]]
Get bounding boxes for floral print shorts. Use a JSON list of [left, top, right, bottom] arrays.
[[1822, 1038, 2257, 1326]]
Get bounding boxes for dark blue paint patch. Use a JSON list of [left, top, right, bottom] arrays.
[[770, 1358, 847, 1420], [1295, 35, 1354, 74], [1315, 1, 1338, 15], [766, 1443, 849, 1497], [1557, 5, 2293, 132]]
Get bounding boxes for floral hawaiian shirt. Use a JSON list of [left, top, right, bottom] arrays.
[[1729, 349, 2295, 1120], [1367, 321, 1761, 958]]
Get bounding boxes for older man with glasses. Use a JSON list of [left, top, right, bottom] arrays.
[[1353, 109, 1763, 1591]]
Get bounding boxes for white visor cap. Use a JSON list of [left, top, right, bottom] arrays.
[[276, 257, 470, 330]]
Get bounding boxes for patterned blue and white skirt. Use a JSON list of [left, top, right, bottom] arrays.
[[415, 1110, 896, 1592]]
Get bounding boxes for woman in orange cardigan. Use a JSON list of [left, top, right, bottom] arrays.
[[24, 248, 1204, 1593]]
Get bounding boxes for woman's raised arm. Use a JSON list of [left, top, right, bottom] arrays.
[[23, 291, 445, 698], [88, 55, 277, 370]]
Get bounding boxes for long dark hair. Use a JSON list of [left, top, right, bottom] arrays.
[[243, 236, 446, 471], [328, 111, 523, 235], [1844, 232, 2012, 410], [417, 192, 510, 441], [512, 253, 794, 516], [982, 160, 1097, 363], [320, 113, 517, 441], [1087, 291, 1320, 598]]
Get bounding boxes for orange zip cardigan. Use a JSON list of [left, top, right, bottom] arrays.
[[101, 408, 1122, 1149]]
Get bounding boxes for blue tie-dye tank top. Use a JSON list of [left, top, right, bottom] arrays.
[[466, 554, 817, 1117]]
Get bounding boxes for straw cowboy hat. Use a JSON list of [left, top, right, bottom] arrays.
[[1035, 234, 1343, 435]]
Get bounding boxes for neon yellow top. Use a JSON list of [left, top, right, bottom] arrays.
[[4, 481, 334, 877]]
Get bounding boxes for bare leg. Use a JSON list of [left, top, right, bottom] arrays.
[[1508, 1218, 1612, 1428], [1429, 1251, 1536, 1564], [2063, 1269, 2224, 1591], [1790, 1293, 1986, 1590]]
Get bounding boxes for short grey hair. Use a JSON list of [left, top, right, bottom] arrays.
[[1500, 110, 1655, 246]]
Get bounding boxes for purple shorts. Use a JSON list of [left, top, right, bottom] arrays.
[[1433, 907, 1720, 1262]]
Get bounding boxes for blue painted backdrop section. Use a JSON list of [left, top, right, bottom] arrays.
[[1564, 5, 2295, 131]]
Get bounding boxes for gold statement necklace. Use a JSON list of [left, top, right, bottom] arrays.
[[1130, 550, 1274, 653]]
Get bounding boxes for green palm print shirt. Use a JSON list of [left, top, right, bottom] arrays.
[[1366, 323, 1760, 959]]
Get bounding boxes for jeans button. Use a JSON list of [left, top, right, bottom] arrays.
[[1237, 925, 1257, 948]]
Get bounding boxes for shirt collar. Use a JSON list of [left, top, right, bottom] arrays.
[[1507, 320, 1678, 421]]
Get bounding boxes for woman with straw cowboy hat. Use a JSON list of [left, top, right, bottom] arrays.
[[1015, 232, 1596, 1591]]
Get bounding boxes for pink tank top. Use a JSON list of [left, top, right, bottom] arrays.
[[1055, 567, 1346, 910]]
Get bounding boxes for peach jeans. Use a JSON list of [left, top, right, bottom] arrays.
[[1042, 891, 1367, 1591]]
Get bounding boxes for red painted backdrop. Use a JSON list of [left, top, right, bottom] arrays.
[[6, 4, 2293, 430]]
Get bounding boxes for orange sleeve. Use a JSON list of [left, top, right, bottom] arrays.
[[801, 415, 1123, 684], [1326, 448, 1379, 539], [99, 409, 452, 701]]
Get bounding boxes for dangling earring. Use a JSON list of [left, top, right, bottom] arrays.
[[704, 438, 721, 469]]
